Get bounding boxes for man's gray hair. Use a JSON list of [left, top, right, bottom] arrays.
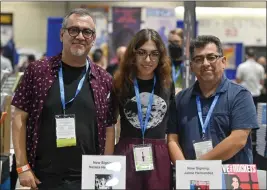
[[61, 8, 95, 29]]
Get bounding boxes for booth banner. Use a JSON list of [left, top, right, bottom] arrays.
[[143, 8, 176, 47], [82, 155, 126, 189], [223, 44, 237, 69], [110, 7, 141, 64], [176, 160, 222, 190], [182, 2, 197, 89], [222, 43, 243, 80]]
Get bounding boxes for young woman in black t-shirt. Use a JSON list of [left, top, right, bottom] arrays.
[[112, 29, 175, 190]]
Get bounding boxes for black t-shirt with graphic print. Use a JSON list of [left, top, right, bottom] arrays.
[[119, 76, 175, 139]]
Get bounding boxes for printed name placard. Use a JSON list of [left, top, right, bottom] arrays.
[[176, 160, 222, 190], [82, 155, 126, 190]]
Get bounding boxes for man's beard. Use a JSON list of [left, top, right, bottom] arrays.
[[70, 47, 86, 56]]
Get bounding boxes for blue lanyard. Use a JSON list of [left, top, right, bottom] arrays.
[[196, 95, 220, 139], [58, 60, 89, 114], [134, 76, 156, 143], [172, 64, 181, 83]]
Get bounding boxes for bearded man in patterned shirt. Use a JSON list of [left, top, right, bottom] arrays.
[[11, 8, 116, 190]]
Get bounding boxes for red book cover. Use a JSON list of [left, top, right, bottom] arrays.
[[222, 164, 259, 190]]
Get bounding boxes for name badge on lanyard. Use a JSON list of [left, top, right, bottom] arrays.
[[55, 60, 89, 148], [132, 76, 156, 171], [193, 95, 219, 159]]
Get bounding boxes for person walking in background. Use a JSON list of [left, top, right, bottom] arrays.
[[236, 50, 265, 160], [18, 54, 36, 72], [92, 48, 107, 69], [1, 44, 13, 73], [257, 56, 266, 72], [113, 28, 175, 190], [256, 56, 267, 102], [167, 28, 184, 94], [106, 46, 126, 76], [11, 8, 116, 190], [236, 49, 265, 108]]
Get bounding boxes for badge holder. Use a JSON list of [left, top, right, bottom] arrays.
[[193, 134, 213, 159], [55, 114, 76, 148], [194, 95, 219, 159], [132, 77, 155, 172], [133, 141, 154, 172]]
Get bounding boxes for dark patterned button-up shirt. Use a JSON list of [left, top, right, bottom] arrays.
[[12, 54, 116, 168]]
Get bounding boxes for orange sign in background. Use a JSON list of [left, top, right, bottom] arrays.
[[0, 13, 12, 24], [223, 44, 236, 69]]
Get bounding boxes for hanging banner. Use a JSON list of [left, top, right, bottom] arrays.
[[182, 2, 197, 89], [143, 8, 176, 47], [110, 7, 141, 64]]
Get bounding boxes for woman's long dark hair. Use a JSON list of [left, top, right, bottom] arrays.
[[113, 28, 172, 101], [228, 174, 242, 190]]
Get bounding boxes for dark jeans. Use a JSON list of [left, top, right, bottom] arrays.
[[37, 179, 81, 190], [34, 167, 82, 190]]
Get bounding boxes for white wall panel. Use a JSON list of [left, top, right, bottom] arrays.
[[1, 2, 67, 52]]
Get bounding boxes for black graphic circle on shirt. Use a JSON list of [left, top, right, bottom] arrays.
[[124, 92, 167, 129]]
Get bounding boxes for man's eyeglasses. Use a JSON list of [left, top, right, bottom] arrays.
[[192, 54, 222, 65], [135, 50, 160, 62], [64, 27, 95, 39]]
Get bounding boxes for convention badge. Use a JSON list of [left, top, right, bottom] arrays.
[[193, 140, 213, 159], [55, 114, 76, 148], [133, 144, 154, 171]]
